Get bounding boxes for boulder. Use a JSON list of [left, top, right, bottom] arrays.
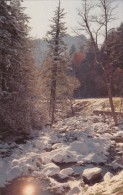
[[117, 143, 123, 152], [112, 162, 123, 170], [0, 160, 4, 170], [42, 156, 51, 164], [34, 140, 43, 149], [52, 143, 65, 150], [41, 163, 60, 177], [58, 173, 69, 179], [70, 141, 89, 154], [102, 133, 113, 139], [60, 168, 74, 176], [82, 167, 102, 184], [103, 172, 113, 181], [68, 186, 81, 195], [114, 131, 123, 138], [52, 153, 63, 163], [49, 179, 70, 194], [55, 168, 74, 180]]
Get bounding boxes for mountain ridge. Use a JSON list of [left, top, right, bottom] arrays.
[[32, 34, 87, 67]]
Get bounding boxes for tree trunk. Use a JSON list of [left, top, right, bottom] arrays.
[[102, 66, 118, 125], [1, 51, 6, 92], [107, 83, 117, 125], [49, 63, 57, 125], [69, 99, 75, 116]]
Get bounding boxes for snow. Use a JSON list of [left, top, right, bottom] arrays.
[[52, 143, 67, 149], [41, 163, 60, 177], [82, 167, 102, 180], [52, 153, 64, 163], [81, 171, 123, 195], [103, 172, 113, 181], [70, 141, 89, 154], [117, 143, 123, 153], [48, 178, 70, 194], [112, 162, 123, 170], [68, 186, 81, 195], [114, 131, 123, 137], [50, 148, 77, 163], [60, 168, 74, 176], [0, 114, 123, 194], [0, 159, 4, 170], [101, 133, 113, 139]]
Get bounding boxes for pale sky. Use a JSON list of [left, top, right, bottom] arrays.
[[22, 0, 123, 39]]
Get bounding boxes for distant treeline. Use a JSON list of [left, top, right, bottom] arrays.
[[71, 24, 123, 98]]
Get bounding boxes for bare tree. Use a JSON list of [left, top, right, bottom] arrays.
[[78, 0, 118, 125]]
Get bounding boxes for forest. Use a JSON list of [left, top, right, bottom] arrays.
[[1, 0, 123, 130], [0, 0, 123, 195]]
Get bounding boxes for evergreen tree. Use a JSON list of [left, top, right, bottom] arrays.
[[45, 0, 67, 124], [0, 0, 13, 93], [101, 23, 123, 96], [41, 1, 79, 124], [0, 0, 40, 135], [107, 24, 123, 70], [69, 45, 76, 57]]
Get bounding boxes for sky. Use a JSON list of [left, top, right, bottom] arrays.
[[22, 0, 123, 40]]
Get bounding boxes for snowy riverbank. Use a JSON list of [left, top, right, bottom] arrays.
[[0, 114, 123, 194]]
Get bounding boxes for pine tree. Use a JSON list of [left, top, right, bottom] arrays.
[[41, 1, 79, 124], [107, 24, 123, 70], [101, 24, 123, 96], [45, 0, 67, 124], [69, 45, 76, 57], [0, 0, 40, 135], [0, 0, 12, 94]]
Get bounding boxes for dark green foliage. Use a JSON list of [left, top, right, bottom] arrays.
[[0, 0, 39, 135]]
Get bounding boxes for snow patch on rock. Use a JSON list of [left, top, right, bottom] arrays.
[[103, 172, 114, 181], [82, 167, 102, 181], [60, 168, 74, 176], [41, 163, 60, 176]]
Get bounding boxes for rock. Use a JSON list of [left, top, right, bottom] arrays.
[[49, 179, 70, 194], [117, 143, 123, 152], [52, 154, 63, 163], [41, 163, 60, 177], [60, 168, 74, 176], [114, 131, 123, 138], [43, 144, 52, 151], [112, 162, 123, 170], [68, 186, 81, 195], [0, 160, 4, 170], [7, 166, 22, 180], [34, 140, 42, 149], [10, 142, 16, 147], [51, 149, 77, 164], [70, 141, 89, 154], [103, 172, 113, 181], [12, 159, 19, 166], [118, 124, 123, 130], [102, 133, 113, 139], [111, 140, 116, 145], [82, 167, 102, 184], [42, 156, 51, 164], [52, 143, 64, 150], [58, 173, 69, 179], [61, 150, 77, 163], [93, 117, 99, 123]]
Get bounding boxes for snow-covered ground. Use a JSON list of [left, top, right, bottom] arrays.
[[80, 170, 123, 195], [0, 114, 123, 194]]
